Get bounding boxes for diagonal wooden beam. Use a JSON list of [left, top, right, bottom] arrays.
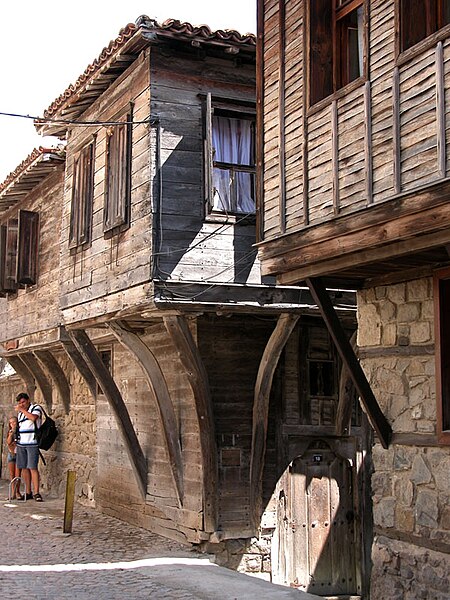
[[164, 315, 218, 533], [20, 352, 53, 409], [59, 327, 98, 399], [68, 329, 148, 499], [306, 277, 392, 448], [249, 313, 299, 530], [4, 355, 36, 400], [336, 331, 357, 436], [107, 320, 183, 508], [34, 350, 71, 415]]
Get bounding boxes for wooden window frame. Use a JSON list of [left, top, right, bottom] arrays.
[[399, 0, 450, 53], [69, 141, 95, 252], [308, 0, 367, 107], [434, 267, 450, 444], [104, 111, 133, 238], [204, 93, 256, 218]]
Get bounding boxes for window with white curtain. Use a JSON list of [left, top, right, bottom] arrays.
[[204, 96, 256, 215]]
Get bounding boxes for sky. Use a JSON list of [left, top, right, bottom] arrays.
[[0, 1, 256, 183]]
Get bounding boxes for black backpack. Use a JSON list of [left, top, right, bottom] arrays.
[[35, 406, 59, 451]]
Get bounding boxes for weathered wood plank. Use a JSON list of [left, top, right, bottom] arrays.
[[19, 352, 53, 409], [67, 328, 148, 499], [107, 320, 183, 508], [163, 315, 218, 533], [249, 313, 299, 528]]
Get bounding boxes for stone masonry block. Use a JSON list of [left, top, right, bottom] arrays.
[[406, 278, 430, 302], [397, 303, 421, 323]]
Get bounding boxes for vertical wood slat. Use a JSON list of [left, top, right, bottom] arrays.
[[436, 41, 446, 179], [364, 81, 373, 204], [256, 0, 265, 241], [278, 0, 286, 233], [393, 66, 401, 194], [332, 100, 339, 215]]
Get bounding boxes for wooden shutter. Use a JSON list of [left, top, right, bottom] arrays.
[[104, 115, 132, 234], [17, 210, 39, 286], [204, 93, 214, 210], [3, 218, 18, 292], [69, 142, 94, 249], [0, 225, 8, 296], [310, 0, 333, 105]]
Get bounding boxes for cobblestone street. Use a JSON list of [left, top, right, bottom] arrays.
[[0, 480, 318, 599]]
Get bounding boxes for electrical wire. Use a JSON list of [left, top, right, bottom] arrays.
[[0, 111, 151, 127]]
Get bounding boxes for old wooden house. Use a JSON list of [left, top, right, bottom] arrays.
[[257, 0, 450, 598], [0, 15, 359, 584]]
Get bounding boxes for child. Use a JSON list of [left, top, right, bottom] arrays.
[[6, 416, 21, 500]]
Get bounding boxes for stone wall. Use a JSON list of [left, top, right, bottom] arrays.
[[357, 277, 450, 598], [0, 353, 97, 506]]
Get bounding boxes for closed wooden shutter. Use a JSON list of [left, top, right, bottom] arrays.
[[17, 210, 39, 286], [0, 225, 7, 296], [4, 218, 18, 292], [69, 142, 94, 249], [104, 115, 132, 234]]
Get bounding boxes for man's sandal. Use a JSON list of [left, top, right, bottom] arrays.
[[34, 493, 43, 502]]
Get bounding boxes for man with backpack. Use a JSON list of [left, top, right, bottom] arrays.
[[15, 392, 43, 501]]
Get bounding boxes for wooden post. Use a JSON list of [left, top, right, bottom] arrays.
[[63, 470, 77, 534]]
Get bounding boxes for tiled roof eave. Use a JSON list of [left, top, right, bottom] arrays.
[[0, 148, 65, 216], [35, 17, 256, 138]]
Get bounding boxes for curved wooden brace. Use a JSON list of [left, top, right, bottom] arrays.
[[249, 313, 299, 530], [20, 352, 53, 410], [68, 329, 147, 499], [163, 315, 218, 533], [59, 329, 98, 400], [34, 350, 71, 415], [4, 355, 36, 400], [336, 331, 357, 436], [107, 320, 184, 508]]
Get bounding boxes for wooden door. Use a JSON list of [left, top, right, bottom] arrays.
[[275, 438, 360, 596]]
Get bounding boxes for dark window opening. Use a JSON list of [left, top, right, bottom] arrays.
[[401, 0, 450, 52], [69, 142, 95, 251], [104, 113, 132, 236], [310, 0, 365, 105], [435, 269, 450, 443]]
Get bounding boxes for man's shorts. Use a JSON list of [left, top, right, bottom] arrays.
[[16, 445, 39, 470]]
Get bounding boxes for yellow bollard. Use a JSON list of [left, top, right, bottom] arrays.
[[63, 470, 77, 533]]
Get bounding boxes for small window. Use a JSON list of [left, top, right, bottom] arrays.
[[400, 0, 450, 52], [0, 211, 39, 295], [434, 268, 450, 444], [205, 95, 256, 215], [104, 113, 132, 236], [309, 0, 365, 105], [69, 141, 95, 250]]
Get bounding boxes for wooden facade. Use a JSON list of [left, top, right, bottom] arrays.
[[257, 1, 450, 597], [0, 17, 363, 590]]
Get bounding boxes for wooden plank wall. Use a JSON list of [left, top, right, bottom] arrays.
[[261, 0, 450, 241], [198, 314, 278, 534], [0, 168, 65, 342], [150, 52, 260, 285], [60, 52, 152, 321]]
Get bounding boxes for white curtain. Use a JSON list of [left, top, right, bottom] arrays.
[[212, 115, 255, 213]]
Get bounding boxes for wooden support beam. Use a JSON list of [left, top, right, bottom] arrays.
[[306, 277, 392, 448], [336, 331, 357, 436], [19, 352, 53, 409], [34, 350, 70, 415], [4, 355, 36, 400], [107, 320, 184, 508], [163, 315, 218, 533], [68, 329, 148, 499], [250, 313, 299, 529], [59, 327, 98, 399]]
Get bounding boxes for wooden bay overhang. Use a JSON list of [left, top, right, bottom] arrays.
[[258, 178, 450, 288], [35, 16, 256, 138], [0, 147, 65, 216]]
